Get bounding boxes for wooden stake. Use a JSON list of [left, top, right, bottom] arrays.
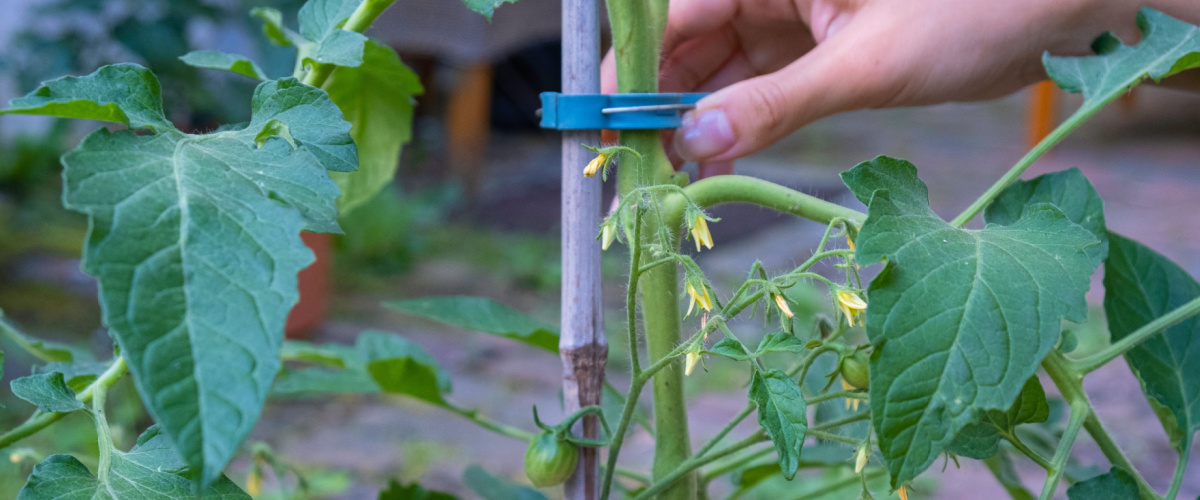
[[560, 0, 605, 498]]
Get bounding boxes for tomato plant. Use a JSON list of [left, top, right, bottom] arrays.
[[1, 0, 1199, 499]]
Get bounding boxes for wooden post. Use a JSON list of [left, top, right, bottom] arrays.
[[560, 0, 605, 497]]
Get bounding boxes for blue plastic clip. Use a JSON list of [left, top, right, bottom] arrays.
[[539, 92, 710, 130]]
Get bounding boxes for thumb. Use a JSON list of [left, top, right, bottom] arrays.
[[673, 28, 892, 162]]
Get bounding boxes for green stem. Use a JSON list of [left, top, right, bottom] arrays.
[[0, 311, 63, 363], [298, 0, 396, 87], [1166, 452, 1189, 500], [92, 369, 115, 486], [1006, 434, 1053, 471], [603, 381, 653, 436], [812, 412, 870, 432], [702, 447, 776, 483], [441, 401, 535, 442], [787, 468, 886, 500], [807, 429, 860, 445], [0, 357, 127, 451], [1038, 400, 1088, 500], [1070, 296, 1200, 374], [669, 176, 866, 229], [631, 432, 770, 500], [950, 88, 1122, 227], [806, 390, 866, 406], [983, 455, 1038, 500]]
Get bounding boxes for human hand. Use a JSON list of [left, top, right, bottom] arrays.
[[601, 0, 1165, 168]]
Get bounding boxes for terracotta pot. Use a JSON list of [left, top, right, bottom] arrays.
[[286, 232, 331, 339]]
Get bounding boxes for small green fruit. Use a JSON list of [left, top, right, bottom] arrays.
[[524, 431, 578, 487], [840, 351, 870, 390]]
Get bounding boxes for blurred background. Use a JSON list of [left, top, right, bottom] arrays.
[[0, 0, 1198, 498]]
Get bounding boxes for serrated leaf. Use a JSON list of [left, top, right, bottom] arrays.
[[1045, 9, 1200, 120], [841, 157, 1101, 487], [1066, 467, 1140, 500], [298, 0, 368, 67], [462, 465, 547, 500], [947, 377, 1049, 460], [1103, 233, 1200, 453], [361, 331, 451, 405], [16, 426, 249, 499], [385, 296, 559, 353], [2, 63, 354, 486], [378, 479, 458, 500], [755, 331, 807, 355], [984, 168, 1108, 262], [250, 7, 293, 47], [1, 64, 172, 131], [749, 369, 808, 480], [326, 40, 422, 213], [706, 338, 752, 361], [180, 50, 268, 80], [10, 372, 84, 413], [458, 0, 519, 20]]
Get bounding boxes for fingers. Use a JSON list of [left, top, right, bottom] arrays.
[[697, 161, 734, 179]]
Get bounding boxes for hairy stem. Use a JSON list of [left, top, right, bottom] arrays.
[[631, 432, 770, 500], [1038, 400, 1088, 500], [668, 176, 866, 229], [1070, 296, 1200, 374], [441, 401, 536, 442], [92, 371, 115, 486], [0, 356, 127, 450]]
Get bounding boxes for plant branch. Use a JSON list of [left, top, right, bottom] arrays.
[[0, 356, 127, 450], [441, 401, 535, 442], [1006, 433, 1053, 471], [667, 176, 866, 230], [1167, 451, 1190, 500], [1069, 296, 1200, 374], [631, 431, 770, 500], [300, 0, 397, 88], [0, 311, 65, 363], [1038, 400, 1088, 500], [787, 468, 886, 500]]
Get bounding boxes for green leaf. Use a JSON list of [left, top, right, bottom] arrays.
[[732, 463, 781, 490], [33, 362, 110, 392], [749, 369, 808, 480], [0, 310, 81, 363], [298, 0, 368, 67], [180, 50, 268, 80], [379, 479, 458, 500], [250, 7, 294, 47], [458, 0, 519, 20], [10, 372, 84, 413], [281, 340, 347, 368], [983, 453, 1036, 500], [1103, 233, 1200, 452], [462, 465, 547, 500], [947, 377, 1049, 460], [326, 40, 423, 213], [16, 426, 249, 499], [2, 64, 355, 486], [755, 331, 807, 355], [1, 64, 172, 131], [386, 296, 559, 353], [1045, 9, 1200, 119], [360, 331, 451, 405], [984, 168, 1108, 262], [1066, 468, 1140, 500], [841, 157, 1102, 487], [706, 338, 752, 361]]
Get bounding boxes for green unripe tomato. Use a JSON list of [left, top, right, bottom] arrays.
[[840, 351, 870, 390], [524, 431, 578, 487]]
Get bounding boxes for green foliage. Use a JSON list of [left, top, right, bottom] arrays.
[[706, 338, 752, 361], [1065, 468, 1140, 500], [386, 296, 560, 353], [10, 372, 84, 414], [458, 0, 520, 20], [0, 311, 77, 363], [984, 168, 1108, 262], [326, 41, 424, 213], [2, 63, 353, 486], [748, 369, 807, 480], [378, 479, 458, 500], [947, 377, 1050, 459], [180, 50, 269, 80], [463, 465, 548, 500], [1103, 233, 1200, 453], [298, 0, 371, 67], [275, 331, 451, 404], [17, 427, 249, 499], [842, 157, 1102, 487], [1045, 8, 1200, 118]]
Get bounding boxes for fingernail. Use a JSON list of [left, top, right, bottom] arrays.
[[675, 110, 734, 161]]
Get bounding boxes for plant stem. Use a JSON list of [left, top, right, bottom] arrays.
[[441, 401, 535, 442], [702, 447, 776, 483], [787, 468, 886, 500], [631, 432, 770, 500], [812, 412, 870, 432], [1006, 434, 1053, 471], [0, 356, 127, 451], [950, 88, 1123, 227], [92, 369, 115, 486], [0, 311, 64, 363], [807, 429, 860, 445], [1070, 296, 1200, 374], [299, 0, 397, 88], [806, 390, 866, 406], [1167, 452, 1190, 500], [1038, 400, 1088, 500], [668, 176, 866, 229]]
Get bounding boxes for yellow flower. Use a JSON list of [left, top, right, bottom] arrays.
[[843, 379, 861, 411], [685, 351, 702, 376], [583, 153, 608, 178], [686, 281, 713, 315], [601, 218, 616, 250], [247, 468, 263, 497], [690, 216, 713, 252], [772, 293, 794, 318], [898, 485, 909, 500], [854, 444, 869, 474], [837, 290, 867, 326], [847, 233, 856, 251]]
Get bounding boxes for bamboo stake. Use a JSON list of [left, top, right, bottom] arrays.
[[560, 0, 605, 497]]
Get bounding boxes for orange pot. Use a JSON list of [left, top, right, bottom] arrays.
[[286, 232, 331, 339]]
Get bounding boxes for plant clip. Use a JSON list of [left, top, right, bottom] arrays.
[[538, 92, 710, 130]]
